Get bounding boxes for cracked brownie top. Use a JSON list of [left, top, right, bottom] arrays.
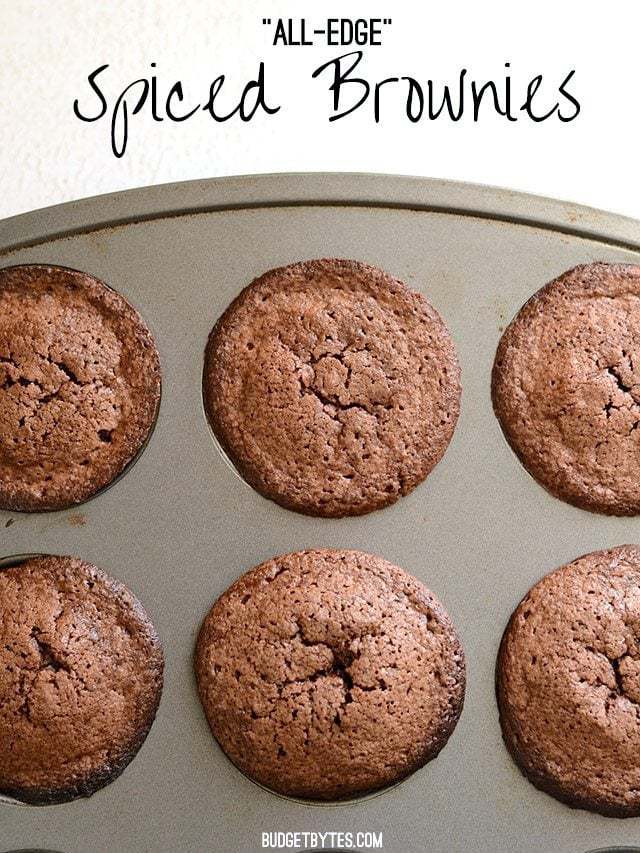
[[203, 258, 461, 517], [0, 555, 163, 804], [497, 545, 640, 817], [195, 549, 465, 800], [0, 264, 161, 512], [492, 262, 640, 515]]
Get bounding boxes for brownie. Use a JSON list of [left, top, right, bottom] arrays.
[[0, 555, 164, 805], [497, 545, 640, 817], [492, 262, 640, 515], [195, 549, 465, 800], [0, 264, 161, 512], [203, 259, 461, 517]]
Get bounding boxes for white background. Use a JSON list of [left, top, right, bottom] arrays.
[[1, 0, 639, 220]]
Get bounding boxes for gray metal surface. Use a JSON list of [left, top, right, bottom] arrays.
[[0, 174, 639, 853]]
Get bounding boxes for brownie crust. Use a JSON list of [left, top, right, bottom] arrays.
[[0, 555, 164, 805], [492, 262, 640, 515], [0, 264, 161, 512], [203, 259, 461, 517], [195, 549, 465, 800], [497, 545, 640, 817]]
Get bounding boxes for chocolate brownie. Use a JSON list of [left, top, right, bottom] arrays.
[[195, 549, 465, 800], [492, 262, 640, 515], [497, 545, 640, 817], [0, 555, 164, 805], [203, 259, 461, 517], [0, 264, 161, 512]]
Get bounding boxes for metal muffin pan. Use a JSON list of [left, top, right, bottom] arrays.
[[1, 173, 639, 853]]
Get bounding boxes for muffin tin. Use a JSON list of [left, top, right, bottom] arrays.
[[1, 173, 640, 853]]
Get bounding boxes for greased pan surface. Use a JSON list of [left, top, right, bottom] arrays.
[[1, 174, 640, 853]]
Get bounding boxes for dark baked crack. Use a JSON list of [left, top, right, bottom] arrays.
[[606, 364, 633, 394], [30, 628, 71, 674]]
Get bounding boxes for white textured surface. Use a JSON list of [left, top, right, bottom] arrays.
[[0, 0, 639, 219]]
